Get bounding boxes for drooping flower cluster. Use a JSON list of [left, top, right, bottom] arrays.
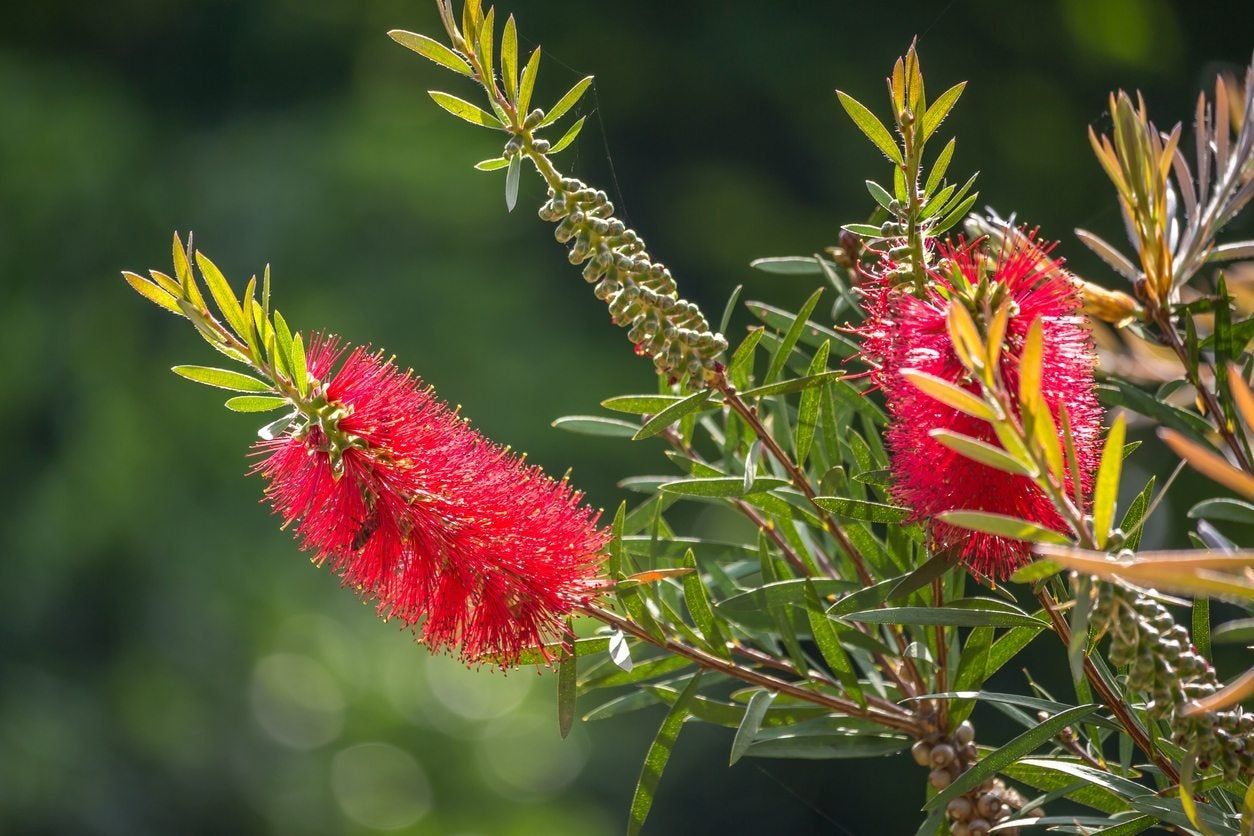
[[860, 234, 1103, 578], [255, 336, 608, 664]]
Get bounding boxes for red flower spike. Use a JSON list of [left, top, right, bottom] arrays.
[[255, 336, 608, 665], [860, 234, 1102, 579]]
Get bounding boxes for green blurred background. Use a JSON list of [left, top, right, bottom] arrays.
[[2, 1, 1249, 833]]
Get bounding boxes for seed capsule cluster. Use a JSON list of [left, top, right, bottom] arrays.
[[912, 720, 1033, 835], [1094, 582, 1253, 780], [534, 169, 727, 381]]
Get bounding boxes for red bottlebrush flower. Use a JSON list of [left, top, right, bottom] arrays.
[[860, 234, 1102, 579], [255, 337, 608, 664]]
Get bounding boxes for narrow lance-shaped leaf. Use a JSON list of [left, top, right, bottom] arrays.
[[194, 251, 247, 338], [1093, 414, 1127, 549], [628, 670, 704, 836], [938, 510, 1071, 545], [428, 91, 505, 129], [558, 618, 577, 739], [729, 690, 775, 766], [387, 30, 474, 76], [835, 90, 903, 164], [539, 76, 593, 128], [123, 272, 182, 314], [925, 704, 1101, 811], [517, 46, 541, 115], [930, 429, 1036, 477], [804, 580, 865, 707], [795, 340, 829, 465], [634, 389, 713, 440], [172, 365, 272, 393], [505, 154, 521, 211], [764, 287, 823, 384], [548, 115, 586, 155], [225, 395, 289, 413], [901, 369, 997, 421], [500, 14, 518, 103], [921, 81, 966, 139]]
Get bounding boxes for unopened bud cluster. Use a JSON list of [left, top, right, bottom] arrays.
[[1094, 582, 1253, 779], [536, 172, 727, 381], [912, 720, 1032, 835]]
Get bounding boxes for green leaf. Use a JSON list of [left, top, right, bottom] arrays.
[[795, 341, 829, 466], [749, 256, 822, 275], [601, 394, 688, 415], [924, 137, 956, 194], [558, 622, 576, 738], [937, 510, 1071, 545], [844, 606, 1047, 629], [933, 191, 979, 234], [517, 46, 541, 114], [729, 327, 764, 388], [814, 496, 910, 523], [1213, 617, 1254, 644], [581, 653, 691, 692], [865, 180, 894, 211], [270, 310, 296, 382], [925, 704, 1101, 811], [719, 284, 742, 337], [930, 429, 1036, 477], [744, 726, 909, 759], [627, 670, 703, 836], [122, 272, 182, 315], [633, 389, 713, 440], [729, 690, 775, 765], [290, 333, 309, 397], [1098, 380, 1213, 440], [428, 91, 504, 129], [607, 501, 626, 577], [921, 81, 965, 139], [1093, 414, 1127, 549], [886, 551, 954, 602], [224, 395, 289, 412], [949, 627, 993, 726], [505, 154, 521, 211], [539, 76, 593, 128], [1189, 497, 1254, 525], [681, 549, 726, 656], [900, 369, 996, 420], [1193, 597, 1211, 660], [172, 365, 271, 393], [745, 300, 857, 354], [508, 636, 610, 666], [500, 14, 518, 102], [388, 30, 473, 76], [835, 90, 903, 164], [474, 157, 510, 171], [842, 223, 883, 238], [764, 288, 824, 384], [1002, 760, 1137, 816], [804, 581, 865, 707], [548, 115, 586, 154], [194, 252, 247, 337], [739, 370, 842, 399], [551, 415, 639, 438], [661, 476, 788, 498]]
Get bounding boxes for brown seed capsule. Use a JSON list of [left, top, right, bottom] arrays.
[[946, 797, 973, 821], [955, 720, 975, 744], [929, 768, 952, 789], [976, 792, 1002, 819], [930, 743, 957, 768], [967, 818, 990, 835], [951, 824, 970, 836], [911, 740, 933, 766]]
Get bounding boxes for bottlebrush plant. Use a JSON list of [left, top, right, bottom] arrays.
[[120, 2, 1254, 833]]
